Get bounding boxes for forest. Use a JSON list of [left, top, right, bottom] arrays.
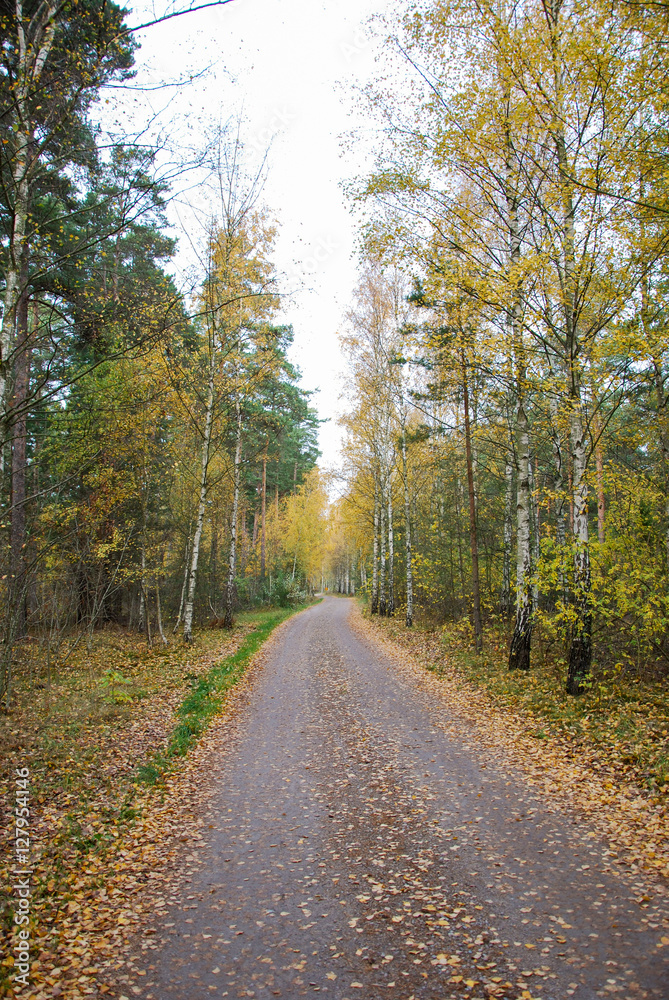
[[4, 0, 669, 705], [2, 3, 669, 998], [0, 0, 329, 705], [331, 0, 669, 701]]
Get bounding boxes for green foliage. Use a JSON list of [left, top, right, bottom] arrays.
[[137, 606, 307, 780]]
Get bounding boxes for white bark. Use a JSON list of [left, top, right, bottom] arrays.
[[173, 531, 191, 633], [505, 85, 533, 670], [183, 365, 215, 643], [566, 403, 592, 693], [371, 482, 379, 613], [156, 586, 168, 646], [223, 399, 243, 628], [402, 425, 413, 627], [502, 452, 513, 615], [528, 456, 540, 613], [509, 404, 532, 670], [379, 482, 387, 615], [387, 471, 394, 616]]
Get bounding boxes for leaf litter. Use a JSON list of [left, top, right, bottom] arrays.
[[2, 598, 667, 999]]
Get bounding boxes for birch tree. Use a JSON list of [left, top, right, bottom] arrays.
[[182, 138, 279, 642]]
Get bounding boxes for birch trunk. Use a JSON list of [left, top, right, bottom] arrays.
[[545, 0, 593, 689], [379, 486, 387, 616], [138, 544, 146, 636], [156, 586, 168, 646], [462, 352, 483, 652], [223, 400, 243, 629], [387, 474, 395, 617], [652, 363, 669, 563], [509, 404, 533, 670], [594, 418, 605, 545], [566, 404, 591, 694], [183, 367, 215, 643], [547, 382, 568, 609], [371, 483, 379, 614], [502, 452, 514, 616], [504, 81, 532, 669], [173, 531, 192, 633], [402, 426, 413, 628], [528, 457, 540, 613]]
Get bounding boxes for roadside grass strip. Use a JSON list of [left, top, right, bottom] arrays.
[[137, 607, 299, 783]]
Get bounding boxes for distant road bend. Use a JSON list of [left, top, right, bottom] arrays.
[[131, 596, 668, 1000]]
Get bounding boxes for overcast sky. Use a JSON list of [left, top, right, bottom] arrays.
[[104, 0, 397, 469]]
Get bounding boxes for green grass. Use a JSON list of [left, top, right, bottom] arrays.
[[138, 605, 305, 781]]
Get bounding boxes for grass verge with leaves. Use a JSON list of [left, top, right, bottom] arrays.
[[0, 604, 312, 999], [138, 607, 300, 780]]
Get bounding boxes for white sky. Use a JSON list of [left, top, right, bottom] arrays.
[[104, 0, 396, 469]]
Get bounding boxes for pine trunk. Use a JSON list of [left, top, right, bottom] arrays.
[[260, 443, 267, 579], [9, 279, 31, 639]]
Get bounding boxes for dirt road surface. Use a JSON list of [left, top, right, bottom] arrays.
[[124, 597, 668, 1000]]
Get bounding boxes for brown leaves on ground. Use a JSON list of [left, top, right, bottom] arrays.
[[353, 607, 669, 890], [0, 618, 281, 1000]]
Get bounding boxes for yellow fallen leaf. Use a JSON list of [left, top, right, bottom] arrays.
[[325, 972, 337, 981]]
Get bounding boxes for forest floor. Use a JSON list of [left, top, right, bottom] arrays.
[[369, 610, 669, 852], [1, 596, 667, 1000], [0, 604, 309, 999]]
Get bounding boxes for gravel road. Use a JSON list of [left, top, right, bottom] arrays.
[[131, 597, 668, 1000]]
